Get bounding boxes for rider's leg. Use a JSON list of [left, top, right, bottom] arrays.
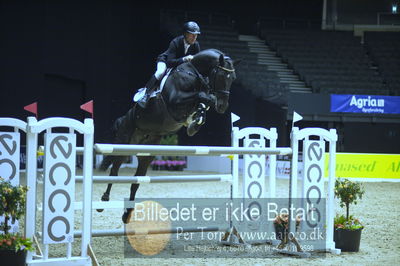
[[138, 62, 166, 108], [154, 61, 167, 80], [145, 75, 159, 94]]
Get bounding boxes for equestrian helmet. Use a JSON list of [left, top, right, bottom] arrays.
[[183, 21, 201, 35]]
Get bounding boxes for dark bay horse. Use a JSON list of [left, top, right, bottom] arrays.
[[98, 48, 238, 223]]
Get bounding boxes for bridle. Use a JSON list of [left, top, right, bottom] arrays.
[[209, 64, 235, 96], [184, 57, 235, 96]]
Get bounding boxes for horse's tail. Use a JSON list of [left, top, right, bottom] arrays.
[[98, 106, 137, 171]]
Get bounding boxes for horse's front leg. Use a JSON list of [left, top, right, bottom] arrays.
[[189, 92, 216, 128], [186, 103, 209, 136], [122, 155, 155, 224], [197, 91, 216, 107]]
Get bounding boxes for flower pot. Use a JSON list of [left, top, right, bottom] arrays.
[[334, 228, 362, 252], [0, 249, 27, 266]]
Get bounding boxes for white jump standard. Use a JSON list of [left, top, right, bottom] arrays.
[[24, 117, 94, 266]]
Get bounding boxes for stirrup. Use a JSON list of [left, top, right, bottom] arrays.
[[137, 94, 148, 108]]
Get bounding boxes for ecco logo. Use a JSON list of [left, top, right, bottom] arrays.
[[304, 141, 324, 228], [244, 139, 265, 221], [0, 134, 18, 180], [44, 134, 75, 243]]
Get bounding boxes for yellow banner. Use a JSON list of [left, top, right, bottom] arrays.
[[325, 153, 400, 179]]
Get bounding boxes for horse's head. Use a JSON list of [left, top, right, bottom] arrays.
[[208, 51, 237, 113], [191, 49, 238, 113]]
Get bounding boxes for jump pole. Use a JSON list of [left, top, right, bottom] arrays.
[[94, 143, 292, 156], [75, 174, 233, 183], [73, 226, 228, 238]]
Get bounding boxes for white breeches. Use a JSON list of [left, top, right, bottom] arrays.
[[154, 61, 167, 80]]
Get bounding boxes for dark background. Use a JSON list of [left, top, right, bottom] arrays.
[[1, 0, 398, 152], [0, 0, 321, 140]]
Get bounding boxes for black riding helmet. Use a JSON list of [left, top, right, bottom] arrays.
[[183, 21, 201, 35]]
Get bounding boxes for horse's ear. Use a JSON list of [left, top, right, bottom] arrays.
[[219, 54, 225, 66], [233, 59, 242, 66]]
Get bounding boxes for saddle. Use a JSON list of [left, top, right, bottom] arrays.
[[133, 69, 172, 103], [133, 64, 211, 137]]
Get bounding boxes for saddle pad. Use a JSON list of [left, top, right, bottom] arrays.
[[132, 69, 172, 103], [158, 68, 172, 94]]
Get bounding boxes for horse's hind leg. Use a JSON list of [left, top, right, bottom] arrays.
[[122, 155, 155, 224], [97, 156, 125, 212]]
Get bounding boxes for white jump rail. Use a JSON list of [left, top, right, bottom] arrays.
[[94, 143, 292, 156], [73, 226, 227, 237], [76, 174, 233, 183]]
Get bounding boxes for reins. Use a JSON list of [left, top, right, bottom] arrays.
[[218, 65, 235, 72], [186, 60, 235, 96], [186, 62, 211, 92]]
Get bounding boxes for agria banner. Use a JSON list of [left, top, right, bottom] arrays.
[[330, 94, 400, 114]]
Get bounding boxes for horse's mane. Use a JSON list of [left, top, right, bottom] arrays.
[[195, 48, 224, 58], [191, 48, 233, 70]]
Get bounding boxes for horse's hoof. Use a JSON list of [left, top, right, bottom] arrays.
[[196, 116, 204, 125], [101, 193, 110, 201], [96, 193, 110, 212], [122, 211, 132, 224], [187, 123, 201, 136]]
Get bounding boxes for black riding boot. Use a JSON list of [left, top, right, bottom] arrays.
[[138, 75, 159, 108]]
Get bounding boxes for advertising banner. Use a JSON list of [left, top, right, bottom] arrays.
[[330, 94, 400, 114], [325, 153, 400, 179], [265, 153, 399, 181]]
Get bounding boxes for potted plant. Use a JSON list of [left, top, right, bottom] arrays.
[[0, 178, 34, 266], [151, 134, 186, 171], [334, 178, 365, 252]]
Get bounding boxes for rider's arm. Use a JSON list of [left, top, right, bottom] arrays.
[[166, 40, 185, 68]]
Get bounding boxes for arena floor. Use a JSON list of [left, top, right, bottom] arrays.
[[43, 168, 399, 265]]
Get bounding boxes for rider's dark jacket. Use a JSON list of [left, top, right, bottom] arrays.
[[157, 35, 200, 68]]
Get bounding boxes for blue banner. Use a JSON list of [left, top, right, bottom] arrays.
[[330, 94, 400, 114]]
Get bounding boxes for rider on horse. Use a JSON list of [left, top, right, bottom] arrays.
[[136, 21, 201, 108], [100, 48, 238, 223]]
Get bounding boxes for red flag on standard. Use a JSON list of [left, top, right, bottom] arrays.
[[80, 100, 94, 118], [24, 102, 38, 118]]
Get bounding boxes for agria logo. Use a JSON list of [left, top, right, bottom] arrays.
[[350, 95, 385, 109]]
